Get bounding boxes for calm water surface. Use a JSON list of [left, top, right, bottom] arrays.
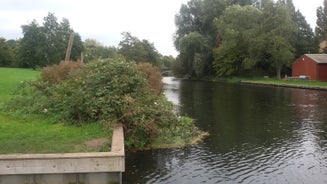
[[123, 77, 327, 184]]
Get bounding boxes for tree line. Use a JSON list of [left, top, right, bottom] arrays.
[[173, 0, 327, 79], [0, 13, 173, 69]]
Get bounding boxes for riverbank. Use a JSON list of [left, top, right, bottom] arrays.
[[241, 78, 327, 91], [0, 68, 108, 154], [1, 67, 207, 154]]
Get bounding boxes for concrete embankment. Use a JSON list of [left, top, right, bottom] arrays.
[[0, 124, 124, 184]]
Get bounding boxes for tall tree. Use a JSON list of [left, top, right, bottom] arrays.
[[19, 20, 44, 68], [118, 32, 161, 66], [42, 13, 62, 65], [228, 0, 254, 6], [6, 39, 19, 67], [174, 0, 254, 77], [293, 10, 318, 57], [179, 31, 209, 77], [70, 33, 84, 61], [175, 0, 222, 77], [261, 1, 297, 79], [0, 38, 14, 66], [19, 13, 83, 68], [213, 5, 263, 76], [279, 0, 317, 57], [316, 0, 327, 42], [174, 0, 202, 50]]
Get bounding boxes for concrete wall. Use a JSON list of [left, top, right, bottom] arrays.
[[0, 124, 124, 184]]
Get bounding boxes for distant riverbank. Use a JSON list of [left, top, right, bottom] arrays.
[[191, 76, 327, 91], [241, 79, 327, 91]]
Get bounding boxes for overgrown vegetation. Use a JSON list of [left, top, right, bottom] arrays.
[[41, 60, 83, 84], [3, 59, 205, 149], [0, 68, 107, 154], [137, 62, 163, 95]]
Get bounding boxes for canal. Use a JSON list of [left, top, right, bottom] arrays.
[[123, 77, 327, 184]]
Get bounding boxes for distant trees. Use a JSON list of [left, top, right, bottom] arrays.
[[83, 39, 118, 62], [174, 0, 317, 78], [0, 38, 15, 67], [118, 32, 161, 66], [214, 5, 263, 76], [316, 0, 327, 53], [19, 13, 84, 68], [0, 11, 173, 70], [316, 0, 327, 41], [174, 0, 228, 77]]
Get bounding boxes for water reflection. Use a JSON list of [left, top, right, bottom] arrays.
[[123, 78, 327, 184]]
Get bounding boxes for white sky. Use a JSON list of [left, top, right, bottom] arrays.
[[0, 0, 323, 56]]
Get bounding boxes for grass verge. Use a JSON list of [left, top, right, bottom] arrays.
[[242, 77, 327, 90], [0, 67, 108, 154], [0, 68, 40, 102]]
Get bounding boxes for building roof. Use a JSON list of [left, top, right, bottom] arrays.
[[305, 54, 327, 64]]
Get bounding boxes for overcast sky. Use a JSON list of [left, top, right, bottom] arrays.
[[0, 0, 323, 56]]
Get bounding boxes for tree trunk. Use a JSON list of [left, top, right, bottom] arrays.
[[276, 66, 282, 79]]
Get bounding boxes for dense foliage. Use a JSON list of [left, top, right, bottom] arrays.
[[0, 38, 15, 66], [41, 60, 84, 84], [83, 39, 118, 62], [118, 32, 161, 66], [4, 59, 203, 149], [137, 62, 163, 95], [174, 0, 318, 78], [19, 13, 84, 68], [316, 0, 327, 53]]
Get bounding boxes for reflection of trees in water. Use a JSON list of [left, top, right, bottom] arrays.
[[177, 82, 327, 182], [124, 80, 327, 183], [178, 82, 300, 151]]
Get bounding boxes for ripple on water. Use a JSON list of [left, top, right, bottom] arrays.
[[123, 79, 327, 184]]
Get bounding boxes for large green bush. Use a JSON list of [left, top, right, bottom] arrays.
[[5, 58, 205, 148]]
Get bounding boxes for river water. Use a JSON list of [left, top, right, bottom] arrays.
[[123, 77, 327, 184]]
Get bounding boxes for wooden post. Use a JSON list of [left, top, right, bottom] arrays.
[[65, 32, 75, 61]]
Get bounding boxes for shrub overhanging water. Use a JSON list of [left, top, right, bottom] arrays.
[[4, 58, 205, 149]]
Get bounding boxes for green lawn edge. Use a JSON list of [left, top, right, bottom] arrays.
[[0, 68, 108, 154], [241, 78, 327, 90]]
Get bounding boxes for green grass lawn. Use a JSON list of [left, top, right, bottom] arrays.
[[0, 67, 108, 154], [0, 68, 40, 101]]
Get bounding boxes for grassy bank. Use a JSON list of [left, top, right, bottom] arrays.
[[0, 68, 40, 102], [241, 78, 327, 90], [0, 68, 108, 154]]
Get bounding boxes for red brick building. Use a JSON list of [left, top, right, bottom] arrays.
[[292, 54, 327, 81]]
